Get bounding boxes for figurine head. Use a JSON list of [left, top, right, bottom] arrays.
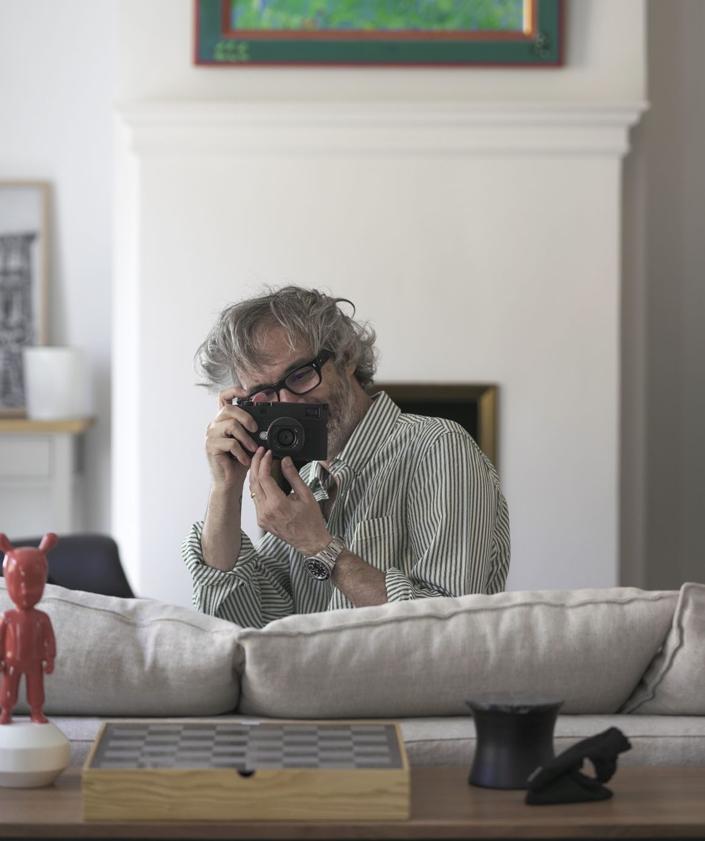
[[0, 533, 58, 610]]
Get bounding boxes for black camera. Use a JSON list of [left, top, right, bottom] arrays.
[[236, 401, 328, 462]]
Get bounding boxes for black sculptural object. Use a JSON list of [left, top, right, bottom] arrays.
[[467, 696, 563, 790], [526, 727, 632, 804]]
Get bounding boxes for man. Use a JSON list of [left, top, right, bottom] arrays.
[[183, 286, 510, 628]]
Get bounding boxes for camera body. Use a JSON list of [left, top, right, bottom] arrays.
[[237, 401, 328, 462]]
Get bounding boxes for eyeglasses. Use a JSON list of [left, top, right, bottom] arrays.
[[239, 350, 333, 404]]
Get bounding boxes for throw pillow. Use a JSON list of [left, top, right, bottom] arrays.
[[0, 580, 243, 716], [237, 587, 678, 718], [621, 582, 705, 714]]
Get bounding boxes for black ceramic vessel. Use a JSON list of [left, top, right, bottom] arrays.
[[467, 695, 563, 790]]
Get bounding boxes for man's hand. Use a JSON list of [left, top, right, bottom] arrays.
[[205, 387, 260, 491], [43, 659, 54, 674], [249, 449, 331, 556], [202, 388, 259, 572]]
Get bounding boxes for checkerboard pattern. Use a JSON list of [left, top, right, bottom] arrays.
[[90, 722, 403, 771]]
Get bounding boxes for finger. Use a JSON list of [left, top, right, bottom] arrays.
[[213, 408, 259, 438], [249, 446, 264, 482], [209, 438, 252, 468], [218, 385, 249, 408], [209, 418, 258, 453], [257, 449, 286, 500], [206, 421, 257, 453], [249, 447, 267, 500], [280, 457, 313, 498]]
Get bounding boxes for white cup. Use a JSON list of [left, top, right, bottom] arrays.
[[22, 346, 91, 420]]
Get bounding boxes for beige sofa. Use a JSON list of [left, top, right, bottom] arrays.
[[1, 580, 703, 770]]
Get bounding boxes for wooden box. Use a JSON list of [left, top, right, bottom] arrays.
[[82, 719, 410, 822]]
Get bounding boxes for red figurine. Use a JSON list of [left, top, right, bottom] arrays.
[[0, 533, 58, 725]]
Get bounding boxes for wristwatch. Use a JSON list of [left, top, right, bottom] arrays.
[[304, 536, 346, 581]]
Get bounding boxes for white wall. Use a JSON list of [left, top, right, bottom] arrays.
[[0, 0, 114, 536], [114, 1, 647, 606]]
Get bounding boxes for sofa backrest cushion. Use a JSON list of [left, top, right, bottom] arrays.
[[0, 580, 243, 716], [621, 582, 705, 714], [237, 587, 678, 718]]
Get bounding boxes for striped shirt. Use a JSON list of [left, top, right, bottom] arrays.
[[183, 391, 510, 628]]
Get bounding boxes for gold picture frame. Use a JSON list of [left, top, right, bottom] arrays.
[[375, 383, 499, 467], [0, 181, 50, 416]]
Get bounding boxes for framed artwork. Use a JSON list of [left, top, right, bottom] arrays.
[[195, 0, 563, 67], [376, 383, 499, 467], [0, 182, 49, 416]]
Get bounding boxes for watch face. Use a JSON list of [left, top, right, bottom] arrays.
[[306, 558, 331, 581]]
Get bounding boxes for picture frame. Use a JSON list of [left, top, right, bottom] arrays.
[[195, 0, 563, 67], [375, 383, 499, 467], [0, 181, 50, 416]]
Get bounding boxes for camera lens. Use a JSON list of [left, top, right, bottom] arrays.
[[276, 429, 295, 448], [267, 416, 304, 456]]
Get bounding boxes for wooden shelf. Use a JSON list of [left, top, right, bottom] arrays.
[[0, 417, 95, 434]]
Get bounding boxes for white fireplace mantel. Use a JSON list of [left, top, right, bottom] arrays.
[[118, 100, 647, 158]]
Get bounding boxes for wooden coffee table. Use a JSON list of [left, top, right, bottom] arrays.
[[0, 766, 704, 839]]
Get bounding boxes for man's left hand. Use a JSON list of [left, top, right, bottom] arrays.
[[249, 448, 331, 556]]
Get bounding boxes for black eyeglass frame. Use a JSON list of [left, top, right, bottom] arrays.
[[237, 349, 334, 404]]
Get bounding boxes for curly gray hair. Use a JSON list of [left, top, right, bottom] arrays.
[[195, 286, 378, 392]]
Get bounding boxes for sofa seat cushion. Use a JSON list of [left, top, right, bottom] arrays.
[[399, 715, 705, 767], [237, 587, 678, 718], [0, 581, 244, 716], [51, 714, 705, 770]]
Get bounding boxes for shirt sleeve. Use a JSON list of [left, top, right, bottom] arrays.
[[181, 521, 295, 629], [385, 431, 510, 602]]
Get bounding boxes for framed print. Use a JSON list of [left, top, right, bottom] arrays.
[[0, 181, 49, 416], [195, 0, 563, 67]]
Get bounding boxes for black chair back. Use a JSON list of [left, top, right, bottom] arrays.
[[2, 533, 135, 598]]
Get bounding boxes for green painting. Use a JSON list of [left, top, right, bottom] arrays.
[[228, 0, 525, 33], [195, 0, 563, 65]]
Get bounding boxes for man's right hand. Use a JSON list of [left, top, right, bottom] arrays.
[[205, 386, 260, 490]]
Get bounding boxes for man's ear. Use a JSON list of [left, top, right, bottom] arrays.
[[0, 534, 14, 555]]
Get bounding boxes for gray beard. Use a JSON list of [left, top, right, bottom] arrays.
[[325, 379, 362, 461]]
